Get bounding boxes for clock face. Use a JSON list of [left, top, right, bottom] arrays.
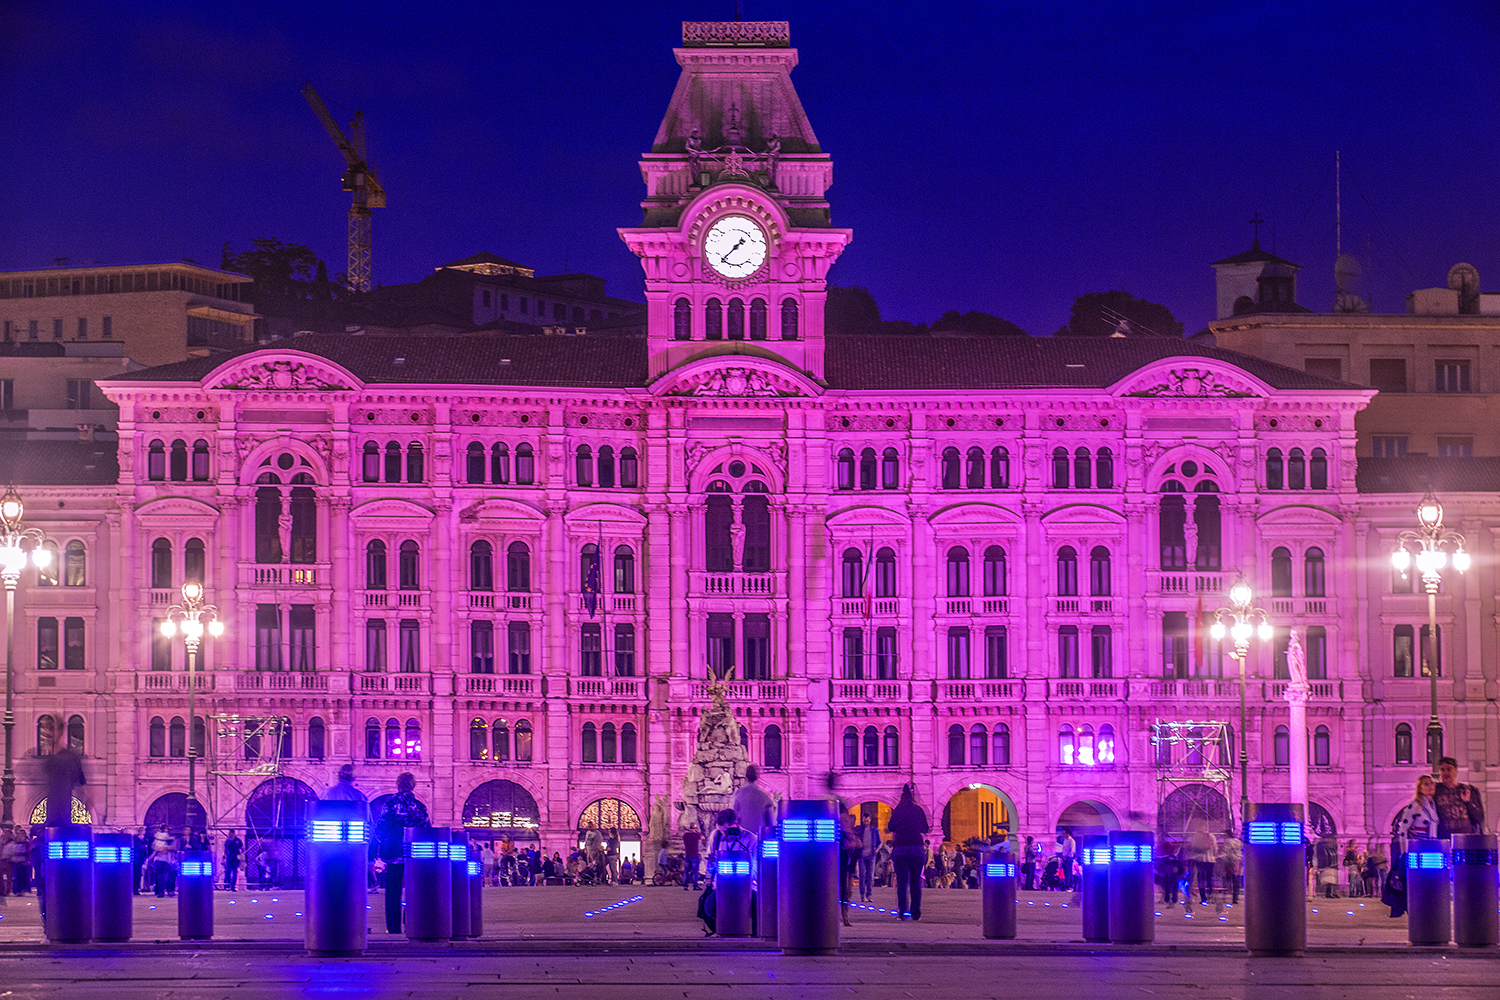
[[703, 216, 768, 280]]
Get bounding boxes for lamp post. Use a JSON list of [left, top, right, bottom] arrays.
[[0, 486, 51, 829], [1211, 576, 1273, 825], [160, 582, 225, 827], [1390, 488, 1469, 777]]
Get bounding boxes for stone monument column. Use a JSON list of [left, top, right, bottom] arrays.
[[1285, 629, 1310, 826]]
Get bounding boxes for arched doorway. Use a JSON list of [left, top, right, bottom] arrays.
[[244, 776, 318, 888], [142, 792, 203, 831], [854, 799, 893, 840], [1308, 801, 1337, 840], [1055, 799, 1120, 839], [462, 779, 541, 844], [30, 797, 91, 826], [578, 797, 643, 868], [943, 783, 1018, 848], [1157, 784, 1231, 840]]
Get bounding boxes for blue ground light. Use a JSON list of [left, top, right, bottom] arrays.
[[584, 895, 644, 918], [850, 903, 900, 918]]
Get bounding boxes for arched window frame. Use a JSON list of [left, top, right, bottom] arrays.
[[366, 540, 387, 590], [1288, 448, 1306, 490], [597, 445, 616, 488], [780, 298, 798, 340], [993, 723, 1011, 765], [764, 724, 784, 769], [947, 724, 965, 766], [673, 297, 692, 340], [990, 446, 1010, 488], [1089, 546, 1111, 597], [147, 439, 166, 481], [969, 724, 988, 766], [619, 447, 639, 488], [842, 726, 859, 768], [1273, 724, 1290, 766], [613, 545, 635, 594], [1266, 447, 1284, 490], [1304, 547, 1326, 597], [1309, 448, 1328, 490], [946, 546, 970, 598], [191, 439, 211, 481], [1073, 447, 1092, 489], [874, 547, 897, 598], [1313, 724, 1331, 767], [965, 447, 985, 489], [881, 448, 900, 489], [882, 725, 900, 767], [1059, 724, 1076, 765], [836, 448, 856, 490], [581, 721, 598, 763], [1095, 446, 1113, 489], [1394, 722, 1413, 764], [941, 447, 961, 490], [859, 448, 878, 490], [1271, 547, 1293, 597], [575, 445, 593, 487], [466, 442, 485, 484], [470, 540, 494, 591], [1052, 447, 1069, 489], [841, 548, 864, 599], [507, 542, 531, 592], [1056, 545, 1079, 597]]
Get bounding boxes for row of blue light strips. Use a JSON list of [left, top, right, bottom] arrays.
[[1453, 849, 1499, 867], [761, 839, 779, 859], [1110, 844, 1154, 863], [310, 820, 368, 843], [46, 841, 90, 860], [984, 862, 1018, 878], [1409, 851, 1448, 870], [717, 858, 752, 875], [408, 841, 454, 859], [180, 860, 213, 877], [782, 819, 837, 842], [1244, 821, 1305, 845], [94, 845, 131, 864]]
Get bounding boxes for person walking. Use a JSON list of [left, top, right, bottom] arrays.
[[1186, 824, 1217, 905], [151, 825, 177, 898], [11, 827, 32, 895], [886, 784, 930, 921], [222, 829, 243, 891], [606, 827, 621, 884], [0, 829, 13, 898], [582, 822, 605, 883], [1217, 830, 1242, 906], [373, 772, 430, 934], [1342, 840, 1361, 898], [1433, 756, 1485, 837], [732, 765, 776, 841], [1021, 836, 1038, 891], [682, 824, 702, 891], [857, 813, 878, 902], [1386, 774, 1439, 918]]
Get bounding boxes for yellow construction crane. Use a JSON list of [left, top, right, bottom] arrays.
[[302, 82, 386, 293]]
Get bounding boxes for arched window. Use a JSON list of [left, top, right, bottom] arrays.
[[405, 443, 424, 483], [1193, 490, 1222, 570], [466, 443, 486, 484], [63, 714, 83, 754], [398, 540, 420, 590], [875, 547, 897, 597], [705, 493, 733, 571], [515, 443, 535, 484], [362, 442, 380, 482], [966, 447, 985, 488], [366, 540, 387, 590], [704, 298, 723, 340], [580, 543, 599, 592], [470, 540, 494, 591], [280, 716, 294, 759], [1313, 725, 1331, 767], [843, 726, 859, 768], [469, 718, 489, 760], [883, 725, 900, 766], [1078, 724, 1096, 765], [289, 480, 316, 565], [673, 298, 692, 340], [1307, 625, 1328, 679], [1059, 724, 1076, 765], [743, 493, 771, 573], [946, 546, 970, 597], [64, 540, 86, 587], [1288, 448, 1306, 490], [983, 546, 1006, 596], [581, 722, 598, 763], [862, 725, 879, 766], [168, 439, 188, 481], [575, 445, 593, 487], [947, 724, 965, 766], [1097, 723, 1116, 764], [780, 298, 798, 340], [601, 722, 618, 763], [859, 448, 877, 490], [1304, 547, 1326, 596], [1052, 447, 1069, 488], [384, 718, 401, 758], [37, 541, 58, 586], [1273, 725, 1290, 766], [993, 723, 1011, 765], [597, 445, 615, 488], [941, 447, 961, 489], [169, 716, 186, 758], [749, 298, 767, 340], [1310, 448, 1328, 490], [1083, 547, 1109, 600], [1096, 447, 1114, 489], [191, 440, 211, 481], [614, 721, 634, 763], [614, 546, 635, 593], [1266, 448, 1284, 490], [1395, 723, 1413, 764], [841, 548, 864, 598], [727, 298, 745, 340], [969, 724, 988, 766], [404, 719, 422, 760], [149, 716, 166, 757], [365, 718, 380, 759], [1073, 447, 1092, 489], [764, 724, 784, 769], [150, 537, 172, 589], [990, 447, 1010, 488], [619, 447, 638, 488], [308, 717, 326, 760], [836, 448, 856, 490], [491, 442, 510, 484], [492, 720, 510, 762], [184, 537, 205, 585], [147, 439, 165, 481], [1056, 546, 1078, 596], [1159, 491, 1186, 570], [1271, 547, 1293, 597], [881, 447, 900, 489], [383, 442, 401, 483]]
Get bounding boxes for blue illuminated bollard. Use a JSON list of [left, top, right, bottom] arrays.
[[777, 800, 839, 955], [980, 851, 1018, 939], [92, 832, 133, 942], [404, 828, 453, 942], [305, 801, 369, 956], [44, 825, 93, 943], [450, 831, 472, 940], [468, 848, 484, 939], [1407, 838, 1451, 946], [1106, 830, 1154, 944], [1243, 803, 1306, 956], [758, 832, 780, 941], [177, 850, 214, 941], [715, 848, 754, 937], [1079, 836, 1110, 943], [1452, 834, 1498, 947]]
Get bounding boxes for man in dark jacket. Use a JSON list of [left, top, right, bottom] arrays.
[[374, 772, 430, 933], [886, 784, 930, 920], [1434, 757, 1486, 837]]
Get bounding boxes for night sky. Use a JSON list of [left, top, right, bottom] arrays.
[[5, 2, 1499, 337]]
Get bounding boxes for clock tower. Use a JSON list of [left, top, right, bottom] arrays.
[[619, 20, 851, 380]]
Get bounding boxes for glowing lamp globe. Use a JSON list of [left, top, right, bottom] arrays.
[[183, 620, 204, 640], [1229, 581, 1253, 608], [160, 620, 177, 638], [208, 620, 225, 637], [182, 582, 202, 602], [1257, 622, 1273, 642], [1391, 548, 1411, 572], [1210, 620, 1226, 641], [1, 544, 24, 575], [1416, 549, 1444, 574], [31, 545, 51, 569], [0, 495, 22, 525], [1418, 498, 1443, 530], [1454, 550, 1471, 573], [1231, 621, 1251, 644]]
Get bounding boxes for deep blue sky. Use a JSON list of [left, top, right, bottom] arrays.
[[4, 2, 1499, 336]]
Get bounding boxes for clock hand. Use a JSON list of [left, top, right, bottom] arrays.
[[718, 236, 747, 264]]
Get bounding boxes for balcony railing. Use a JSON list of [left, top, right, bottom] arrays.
[[243, 563, 326, 587], [469, 593, 496, 610], [980, 598, 1009, 615], [365, 592, 389, 608], [944, 598, 971, 615], [464, 674, 536, 697], [1054, 597, 1080, 614], [1139, 679, 1238, 700], [234, 671, 329, 692], [1157, 572, 1225, 595], [136, 672, 213, 692], [505, 594, 534, 610], [696, 572, 777, 596], [690, 681, 787, 701], [1267, 680, 1342, 701], [148, 588, 175, 607], [833, 680, 903, 701], [1049, 678, 1122, 700], [938, 680, 1019, 701], [356, 673, 430, 695], [575, 677, 641, 699]]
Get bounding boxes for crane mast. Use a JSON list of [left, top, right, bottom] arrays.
[[302, 82, 386, 292]]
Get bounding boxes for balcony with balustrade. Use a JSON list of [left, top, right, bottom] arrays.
[[572, 676, 643, 699], [835, 597, 902, 618], [462, 673, 538, 698], [936, 678, 1022, 702], [232, 670, 338, 693], [1268, 597, 1330, 617], [693, 571, 780, 597], [1154, 571, 1226, 596], [1047, 677, 1124, 701], [832, 679, 905, 702], [354, 672, 433, 696], [240, 562, 328, 589], [689, 680, 789, 701]]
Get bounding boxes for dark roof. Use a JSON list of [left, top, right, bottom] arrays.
[[1357, 456, 1500, 494], [1210, 241, 1300, 268], [0, 438, 119, 486], [439, 252, 530, 270]]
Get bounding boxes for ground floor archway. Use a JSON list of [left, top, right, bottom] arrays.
[[942, 783, 1018, 848], [1055, 798, 1120, 839], [29, 796, 91, 826], [1308, 801, 1337, 840], [142, 792, 203, 832], [462, 778, 541, 842], [1157, 783, 1231, 840], [577, 797, 643, 869], [243, 776, 319, 889]]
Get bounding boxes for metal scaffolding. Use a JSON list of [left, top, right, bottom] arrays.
[[1150, 719, 1235, 838]]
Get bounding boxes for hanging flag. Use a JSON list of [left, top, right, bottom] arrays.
[[863, 526, 875, 621], [582, 534, 602, 618], [1193, 591, 1206, 673]]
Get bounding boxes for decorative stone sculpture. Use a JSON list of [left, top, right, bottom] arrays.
[[680, 676, 750, 837]]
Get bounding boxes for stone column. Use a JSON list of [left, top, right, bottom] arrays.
[[1286, 682, 1310, 827]]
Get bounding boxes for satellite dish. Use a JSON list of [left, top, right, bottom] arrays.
[[1448, 262, 1480, 314], [1334, 253, 1362, 294]]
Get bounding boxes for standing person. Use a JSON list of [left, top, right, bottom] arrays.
[[1020, 836, 1038, 891], [222, 829, 243, 891], [151, 825, 176, 898], [606, 827, 621, 884], [886, 784, 930, 921], [838, 809, 861, 926], [373, 772, 430, 934], [1217, 830, 1242, 906], [1058, 828, 1077, 891], [480, 843, 496, 887], [1386, 774, 1439, 918], [1186, 823, 1217, 905], [132, 830, 149, 895], [0, 829, 12, 897], [732, 765, 776, 841], [857, 812, 878, 902], [11, 827, 31, 895], [1433, 756, 1486, 837], [1342, 840, 1361, 897], [582, 822, 605, 882], [681, 824, 702, 891], [323, 764, 371, 823]]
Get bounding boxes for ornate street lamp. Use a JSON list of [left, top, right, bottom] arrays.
[[0, 486, 51, 829], [160, 582, 225, 826], [1390, 488, 1469, 777], [1210, 576, 1273, 824]]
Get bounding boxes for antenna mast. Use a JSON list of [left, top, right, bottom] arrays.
[[1335, 150, 1341, 258]]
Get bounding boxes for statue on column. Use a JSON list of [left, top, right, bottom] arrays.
[[1286, 628, 1308, 689], [277, 487, 293, 564]]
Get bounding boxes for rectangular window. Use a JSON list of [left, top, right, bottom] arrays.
[[482, 290, 492, 307], [1306, 626, 1328, 680], [64, 617, 85, 670], [500, 293, 508, 310], [37, 617, 58, 670], [875, 627, 898, 680], [1162, 611, 1188, 679], [946, 626, 970, 680], [0, 380, 11, 410], [1369, 358, 1407, 393], [365, 620, 387, 672], [1272, 626, 1291, 679], [398, 619, 420, 672], [614, 623, 637, 677], [151, 616, 172, 671], [1420, 623, 1441, 678], [27, 320, 38, 341], [255, 604, 282, 671], [1437, 437, 1473, 457], [52, 318, 63, 341], [1394, 624, 1414, 678], [984, 625, 1007, 679], [66, 379, 91, 409], [1303, 358, 1342, 381], [1090, 625, 1112, 678], [706, 612, 734, 678], [842, 628, 864, 680], [471, 620, 495, 673], [77, 317, 87, 339], [519, 296, 528, 314], [507, 621, 532, 674], [1372, 436, 1408, 458], [286, 604, 314, 671], [742, 614, 769, 680], [1436, 361, 1472, 393], [1057, 625, 1080, 678], [102, 316, 111, 339], [580, 623, 602, 676]]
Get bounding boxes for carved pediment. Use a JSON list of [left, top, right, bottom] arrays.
[[134, 496, 221, 523], [205, 353, 358, 392], [679, 365, 799, 397], [1124, 365, 1258, 398]]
